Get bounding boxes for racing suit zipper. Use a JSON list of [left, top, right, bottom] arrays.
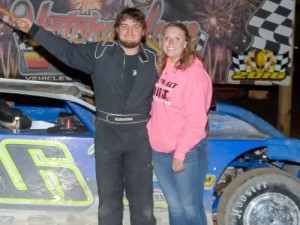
[[122, 52, 126, 108]]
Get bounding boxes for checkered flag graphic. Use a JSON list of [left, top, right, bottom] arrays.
[[196, 31, 208, 56], [247, 0, 293, 54], [228, 0, 293, 85], [276, 52, 289, 72], [232, 52, 289, 72], [232, 54, 246, 72]]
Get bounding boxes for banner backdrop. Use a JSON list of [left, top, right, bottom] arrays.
[[0, 0, 295, 85]]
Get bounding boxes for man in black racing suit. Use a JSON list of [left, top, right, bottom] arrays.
[[16, 8, 157, 225]]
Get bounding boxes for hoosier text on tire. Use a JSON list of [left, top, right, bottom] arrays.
[[217, 168, 300, 225]]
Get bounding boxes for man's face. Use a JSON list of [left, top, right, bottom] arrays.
[[116, 18, 145, 49]]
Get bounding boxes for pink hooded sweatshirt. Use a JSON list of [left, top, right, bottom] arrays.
[[147, 57, 212, 161]]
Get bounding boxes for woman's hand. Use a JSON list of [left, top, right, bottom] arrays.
[[16, 18, 33, 33], [172, 158, 184, 173]]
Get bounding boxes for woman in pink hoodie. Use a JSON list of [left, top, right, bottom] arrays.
[[147, 22, 213, 225]]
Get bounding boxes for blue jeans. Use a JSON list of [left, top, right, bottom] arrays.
[[152, 139, 208, 225]]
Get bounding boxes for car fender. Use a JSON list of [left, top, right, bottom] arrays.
[[267, 138, 300, 163]]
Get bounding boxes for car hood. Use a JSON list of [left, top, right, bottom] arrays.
[[0, 78, 95, 111]]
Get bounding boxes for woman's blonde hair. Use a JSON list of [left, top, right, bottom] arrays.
[[157, 22, 202, 75]]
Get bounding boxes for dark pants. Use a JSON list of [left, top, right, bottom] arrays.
[[94, 120, 156, 225]]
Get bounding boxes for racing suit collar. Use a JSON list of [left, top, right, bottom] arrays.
[[116, 40, 150, 63]]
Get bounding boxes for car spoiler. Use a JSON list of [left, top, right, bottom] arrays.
[[0, 78, 96, 112]]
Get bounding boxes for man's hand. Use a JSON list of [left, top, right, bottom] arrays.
[[172, 158, 184, 173], [16, 18, 32, 33]]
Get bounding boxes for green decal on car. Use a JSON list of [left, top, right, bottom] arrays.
[[0, 139, 94, 207]]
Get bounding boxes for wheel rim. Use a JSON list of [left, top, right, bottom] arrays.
[[244, 193, 300, 225]]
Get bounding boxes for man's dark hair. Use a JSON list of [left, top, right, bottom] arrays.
[[114, 8, 147, 30]]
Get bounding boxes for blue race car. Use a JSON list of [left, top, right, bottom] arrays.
[[0, 78, 299, 225]]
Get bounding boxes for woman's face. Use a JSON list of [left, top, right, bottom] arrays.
[[161, 26, 187, 63]]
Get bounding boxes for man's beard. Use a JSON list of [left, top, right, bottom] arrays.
[[120, 40, 140, 49]]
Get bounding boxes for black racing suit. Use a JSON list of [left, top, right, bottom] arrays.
[[28, 24, 158, 225]]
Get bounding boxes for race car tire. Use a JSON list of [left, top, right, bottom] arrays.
[[217, 168, 300, 225]]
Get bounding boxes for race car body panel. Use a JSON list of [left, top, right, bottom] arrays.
[[0, 79, 299, 225]]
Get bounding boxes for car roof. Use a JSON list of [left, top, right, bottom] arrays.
[[0, 78, 96, 111]]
